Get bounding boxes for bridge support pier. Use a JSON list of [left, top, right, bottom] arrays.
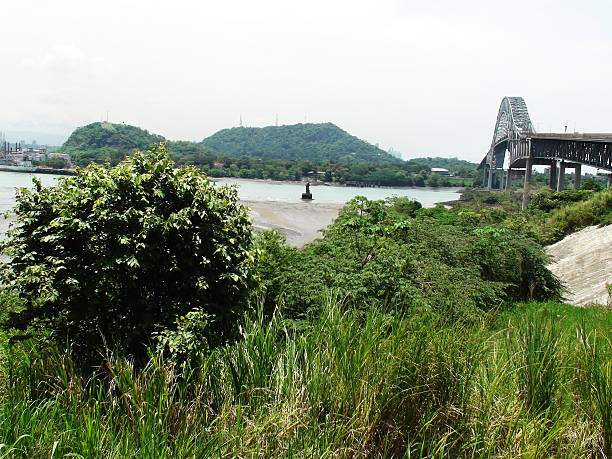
[[522, 157, 533, 211], [574, 164, 582, 190], [549, 163, 557, 189], [505, 169, 513, 191], [492, 169, 501, 189], [498, 170, 504, 190], [608, 174, 612, 188], [556, 161, 565, 191], [487, 165, 493, 190]]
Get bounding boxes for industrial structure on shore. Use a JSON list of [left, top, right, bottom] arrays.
[[0, 135, 71, 168]]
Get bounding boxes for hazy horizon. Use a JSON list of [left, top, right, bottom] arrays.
[[2, 0, 611, 162]]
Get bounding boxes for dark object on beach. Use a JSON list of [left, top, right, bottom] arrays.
[[301, 182, 313, 200]]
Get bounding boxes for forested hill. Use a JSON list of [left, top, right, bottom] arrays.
[[59, 122, 216, 166], [410, 157, 479, 171], [60, 121, 401, 166], [61, 122, 165, 152], [201, 123, 401, 164]]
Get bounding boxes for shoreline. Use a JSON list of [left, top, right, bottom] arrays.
[[215, 176, 464, 192], [0, 166, 74, 175], [0, 170, 465, 248], [0, 167, 466, 193]]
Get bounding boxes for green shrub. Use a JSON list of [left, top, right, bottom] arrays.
[[386, 196, 422, 217], [540, 188, 612, 243], [154, 309, 213, 366], [259, 197, 561, 319], [0, 145, 255, 361], [581, 179, 604, 191]]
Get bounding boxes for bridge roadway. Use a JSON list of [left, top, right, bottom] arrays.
[[479, 97, 612, 209]]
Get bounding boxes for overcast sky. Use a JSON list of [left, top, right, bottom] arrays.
[[2, 0, 611, 162]]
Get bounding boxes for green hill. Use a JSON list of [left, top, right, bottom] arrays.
[[60, 121, 400, 167], [201, 123, 401, 164], [60, 122, 215, 166], [61, 122, 165, 152]]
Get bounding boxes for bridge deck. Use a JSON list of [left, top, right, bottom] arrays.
[[528, 133, 612, 142], [504, 133, 612, 172]]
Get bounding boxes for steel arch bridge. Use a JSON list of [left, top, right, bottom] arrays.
[[478, 97, 612, 202]]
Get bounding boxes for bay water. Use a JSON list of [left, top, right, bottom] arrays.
[[0, 171, 461, 242]]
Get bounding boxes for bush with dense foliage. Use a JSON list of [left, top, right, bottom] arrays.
[[529, 187, 595, 212], [581, 178, 604, 191], [0, 145, 255, 360], [256, 196, 561, 320], [538, 188, 612, 243]]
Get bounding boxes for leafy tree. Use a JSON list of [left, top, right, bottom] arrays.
[[426, 174, 441, 187], [1, 145, 255, 360], [413, 174, 426, 187], [581, 179, 603, 191]]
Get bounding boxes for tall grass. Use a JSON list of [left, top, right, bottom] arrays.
[[0, 300, 610, 456], [513, 311, 560, 413], [576, 327, 612, 458]]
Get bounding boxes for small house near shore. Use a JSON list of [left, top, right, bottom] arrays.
[[430, 167, 450, 176]]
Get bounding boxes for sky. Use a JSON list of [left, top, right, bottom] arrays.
[[2, 0, 611, 162]]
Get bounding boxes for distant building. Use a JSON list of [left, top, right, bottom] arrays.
[[430, 167, 450, 176]]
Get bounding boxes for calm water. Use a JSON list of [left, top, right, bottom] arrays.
[[0, 172, 68, 242], [0, 171, 461, 239], [216, 178, 461, 206]]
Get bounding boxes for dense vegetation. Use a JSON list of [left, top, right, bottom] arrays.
[[458, 186, 612, 244], [1, 148, 611, 456], [255, 195, 560, 321], [3, 300, 612, 457], [178, 155, 468, 187]]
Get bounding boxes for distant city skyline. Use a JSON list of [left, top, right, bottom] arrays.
[[2, 0, 611, 162]]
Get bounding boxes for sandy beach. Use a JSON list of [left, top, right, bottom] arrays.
[[242, 200, 343, 247]]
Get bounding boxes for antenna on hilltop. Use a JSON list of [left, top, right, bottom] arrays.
[[239, 115, 243, 127], [275, 113, 278, 126]]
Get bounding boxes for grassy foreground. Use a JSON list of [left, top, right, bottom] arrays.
[[1, 299, 611, 457]]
